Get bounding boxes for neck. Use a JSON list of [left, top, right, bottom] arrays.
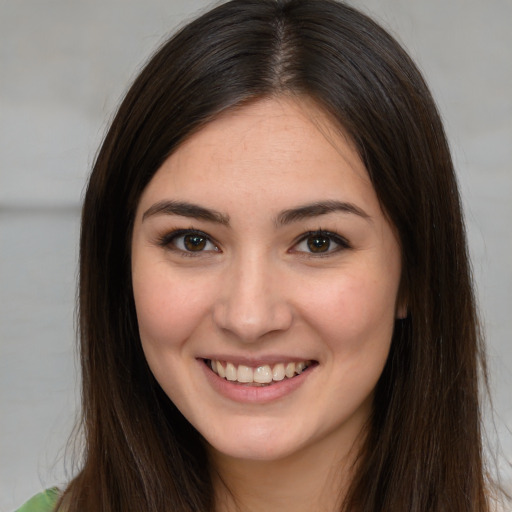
[[210, 429, 363, 512]]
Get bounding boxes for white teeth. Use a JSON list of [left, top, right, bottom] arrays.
[[253, 365, 272, 384], [225, 362, 237, 381], [237, 364, 253, 383], [208, 359, 311, 384], [285, 362, 295, 378], [272, 363, 285, 381], [295, 361, 306, 374], [216, 361, 226, 378]]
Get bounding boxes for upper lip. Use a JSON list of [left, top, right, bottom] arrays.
[[199, 355, 316, 366]]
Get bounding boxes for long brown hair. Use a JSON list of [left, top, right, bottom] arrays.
[[62, 0, 490, 510]]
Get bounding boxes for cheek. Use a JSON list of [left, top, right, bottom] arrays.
[[132, 267, 214, 350], [307, 272, 396, 319], [297, 269, 399, 350]]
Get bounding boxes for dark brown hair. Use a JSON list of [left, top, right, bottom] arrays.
[[62, 0, 490, 510]]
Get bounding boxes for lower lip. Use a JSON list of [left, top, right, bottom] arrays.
[[199, 360, 315, 404]]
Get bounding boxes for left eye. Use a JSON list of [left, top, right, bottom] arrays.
[[162, 230, 219, 253], [293, 231, 348, 254]]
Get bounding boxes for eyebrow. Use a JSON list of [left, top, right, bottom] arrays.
[[142, 200, 230, 225], [142, 199, 370, 227], [276, 200, 371, 226]]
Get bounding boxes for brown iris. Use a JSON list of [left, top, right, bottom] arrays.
[[307, 235, 330, 253], [184, 234, 207, 251]]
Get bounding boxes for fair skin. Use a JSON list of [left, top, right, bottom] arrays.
[[131, 96, 403, 511]]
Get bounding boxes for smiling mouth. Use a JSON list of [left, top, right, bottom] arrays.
[[204, 359, 315, 386]]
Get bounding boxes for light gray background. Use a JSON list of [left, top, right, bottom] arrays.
[[1, 0, 511, 510]]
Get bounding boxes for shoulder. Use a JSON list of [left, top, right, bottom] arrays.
[[15, 488, 60, 512]]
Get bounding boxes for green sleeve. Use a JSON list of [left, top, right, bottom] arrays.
[[15, 488, 59, 512]]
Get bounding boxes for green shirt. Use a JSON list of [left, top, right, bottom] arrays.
[[15, 488, 59, 512]]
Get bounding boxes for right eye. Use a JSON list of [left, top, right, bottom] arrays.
[[291, 230, 350, 256], [159, 230, 220, 254]]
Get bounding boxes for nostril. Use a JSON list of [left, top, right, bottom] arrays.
[[212, 299, 294, 343]]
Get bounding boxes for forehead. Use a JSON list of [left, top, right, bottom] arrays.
[[173, 97, 363, 174], [137, 96, 377, 217]]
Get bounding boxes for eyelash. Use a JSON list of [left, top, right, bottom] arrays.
[[157, 228, 350, 256], [157, 229, 220, 257], [291, 230, 351, 256]]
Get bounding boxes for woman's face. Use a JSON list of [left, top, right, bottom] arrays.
[[131, 97, 403, 463]]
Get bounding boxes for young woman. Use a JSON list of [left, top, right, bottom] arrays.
[[17, 0, 501, 510]]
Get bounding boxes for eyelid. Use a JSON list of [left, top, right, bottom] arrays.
[[290, 230, 351, 255], [157, 228, 220, 254], [155, 228, 349, 256]]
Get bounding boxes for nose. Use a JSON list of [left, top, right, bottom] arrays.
[[212, 254, 294, 343]]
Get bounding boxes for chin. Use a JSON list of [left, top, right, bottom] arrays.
[[203, 422, 304, 462], [210, 439, 298, 463]]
